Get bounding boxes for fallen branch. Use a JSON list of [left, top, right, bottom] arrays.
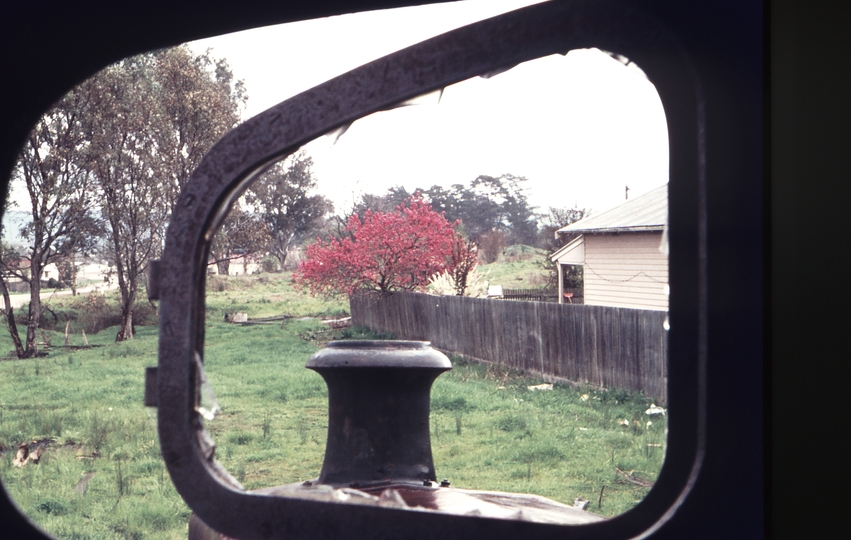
[[615, 467, 654, 488], [320, 317, 352, 329], [237, 314, 294, 325]]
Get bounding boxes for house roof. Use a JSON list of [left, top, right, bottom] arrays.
[[556, 184, 667, 235]]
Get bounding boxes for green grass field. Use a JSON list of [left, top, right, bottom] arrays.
[[0, 265, 666, 539], [478, 244, 552, 289]]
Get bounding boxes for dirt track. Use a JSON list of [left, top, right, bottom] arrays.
[[7, 281, 119, 309]]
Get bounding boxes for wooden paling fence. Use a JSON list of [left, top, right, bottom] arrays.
[[351, 292, 667, 405], [501, 288, 559, 302], [500, 287, 584, 303]]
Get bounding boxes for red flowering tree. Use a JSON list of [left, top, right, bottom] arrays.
[[294, 195, 458, 297]]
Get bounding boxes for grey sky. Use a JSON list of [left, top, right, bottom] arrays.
[[187, 0, 669, 217], [4, 0, 667, 227]]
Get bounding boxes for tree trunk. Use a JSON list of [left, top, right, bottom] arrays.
[[216, 258, 230, 276], [274, 250, 287, 272], [25, 265, 42, 357], [71, 252, 77, 296], [0, 276, 26, 358], [116, 309, 134, 341], [116, 287, 135, 341]]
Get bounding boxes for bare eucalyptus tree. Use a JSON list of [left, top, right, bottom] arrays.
[[151, 46, 247, 214], [245, 152, 333, 270], [0, 86, 97, 357], [87, 47, 244, 341], [209, 206, 269, 275]]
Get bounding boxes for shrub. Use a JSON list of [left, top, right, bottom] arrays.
[[260, 257, 279, 273], [477, 230, 507, 263], [496, 414, 528, 432], [431, 395, 473, 412], [208, 276, 228, 292], [131, 300, 158, 328], [35, 499, 69, 516], [18, 293, 160, 335]]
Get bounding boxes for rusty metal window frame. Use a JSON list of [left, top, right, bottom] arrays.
[[2, 1, 708, 538], [152, 2, 706, 539]]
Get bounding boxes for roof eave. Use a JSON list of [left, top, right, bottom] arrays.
[[557, 225, 665, 235]]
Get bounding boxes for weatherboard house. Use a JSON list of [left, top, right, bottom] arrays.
[[551, 184, 668, 311]]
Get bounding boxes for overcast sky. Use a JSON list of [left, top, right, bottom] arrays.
[[187, 0, 669, 217], [4, 0, 667, 235]]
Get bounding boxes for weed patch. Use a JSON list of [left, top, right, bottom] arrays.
[[35, 498, 70, 516], [228, 432, 255, 446], [496, 414, 529, 432], [431, 395, 473, 412]]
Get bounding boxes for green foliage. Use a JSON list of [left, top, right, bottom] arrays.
[[15, 291, 158, 335], [35, 499, 70, 516], [428, 358, 667, 511], [210, 207, 270, 276], [32, 409, 64, 438], [260, 257, 279, 273], [496, 413, 529, 432], [431, 395, 472, 412], [245, 151, 333, 269], [203, 272, 348, 321], [477, 245, 550, 288], [87, 412, 111, 452], [417, 174, 539, 246], [227, 432, 255, 446]]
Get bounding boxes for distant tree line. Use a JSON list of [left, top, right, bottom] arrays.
[[336, 176, 586, 263], [301, 179, 586, 300], [0, 45, 587, 357]]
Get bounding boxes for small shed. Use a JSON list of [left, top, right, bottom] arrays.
[[551, 184, 668, 311]]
